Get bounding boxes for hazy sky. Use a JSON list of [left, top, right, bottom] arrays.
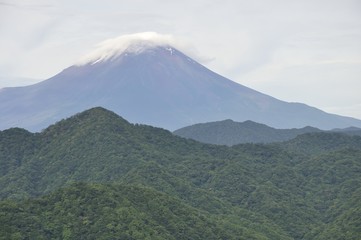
[[1, 0, 360, 119]]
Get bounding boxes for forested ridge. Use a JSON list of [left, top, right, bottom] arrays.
[[1, 107, 360, 239], [174, 119, 322, 145], [173, 119, 361, 146]]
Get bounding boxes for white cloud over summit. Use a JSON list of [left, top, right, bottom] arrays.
[[76, 32, 197, 65]]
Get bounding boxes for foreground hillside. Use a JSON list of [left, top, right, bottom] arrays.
[[1, 107, 360, 239], [2, 183, 279, 240]]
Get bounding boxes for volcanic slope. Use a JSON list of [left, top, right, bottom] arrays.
[[1, 34, 361, 131]]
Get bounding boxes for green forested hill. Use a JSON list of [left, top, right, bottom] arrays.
[[173, 119, 322, 145], [1, 183, 280, 240], [1, 107, 360, 239], [173, 119, 361, 146]]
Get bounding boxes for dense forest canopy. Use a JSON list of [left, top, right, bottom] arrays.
[[1, 107, 360, 239]]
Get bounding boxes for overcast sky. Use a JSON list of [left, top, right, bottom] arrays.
[[1, 0, 360, 119]]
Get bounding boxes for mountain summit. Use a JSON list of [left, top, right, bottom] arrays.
[[76, 32, 185, 65], [1, 32, 361, 131]]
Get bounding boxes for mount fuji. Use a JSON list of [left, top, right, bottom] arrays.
[[1, 32, 361, 132]]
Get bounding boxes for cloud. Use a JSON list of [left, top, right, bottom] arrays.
[[0, 0, 54, 10], [76, 32, 209, 65]]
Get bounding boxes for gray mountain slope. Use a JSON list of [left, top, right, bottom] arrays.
[[1, 45, 361, 132]]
